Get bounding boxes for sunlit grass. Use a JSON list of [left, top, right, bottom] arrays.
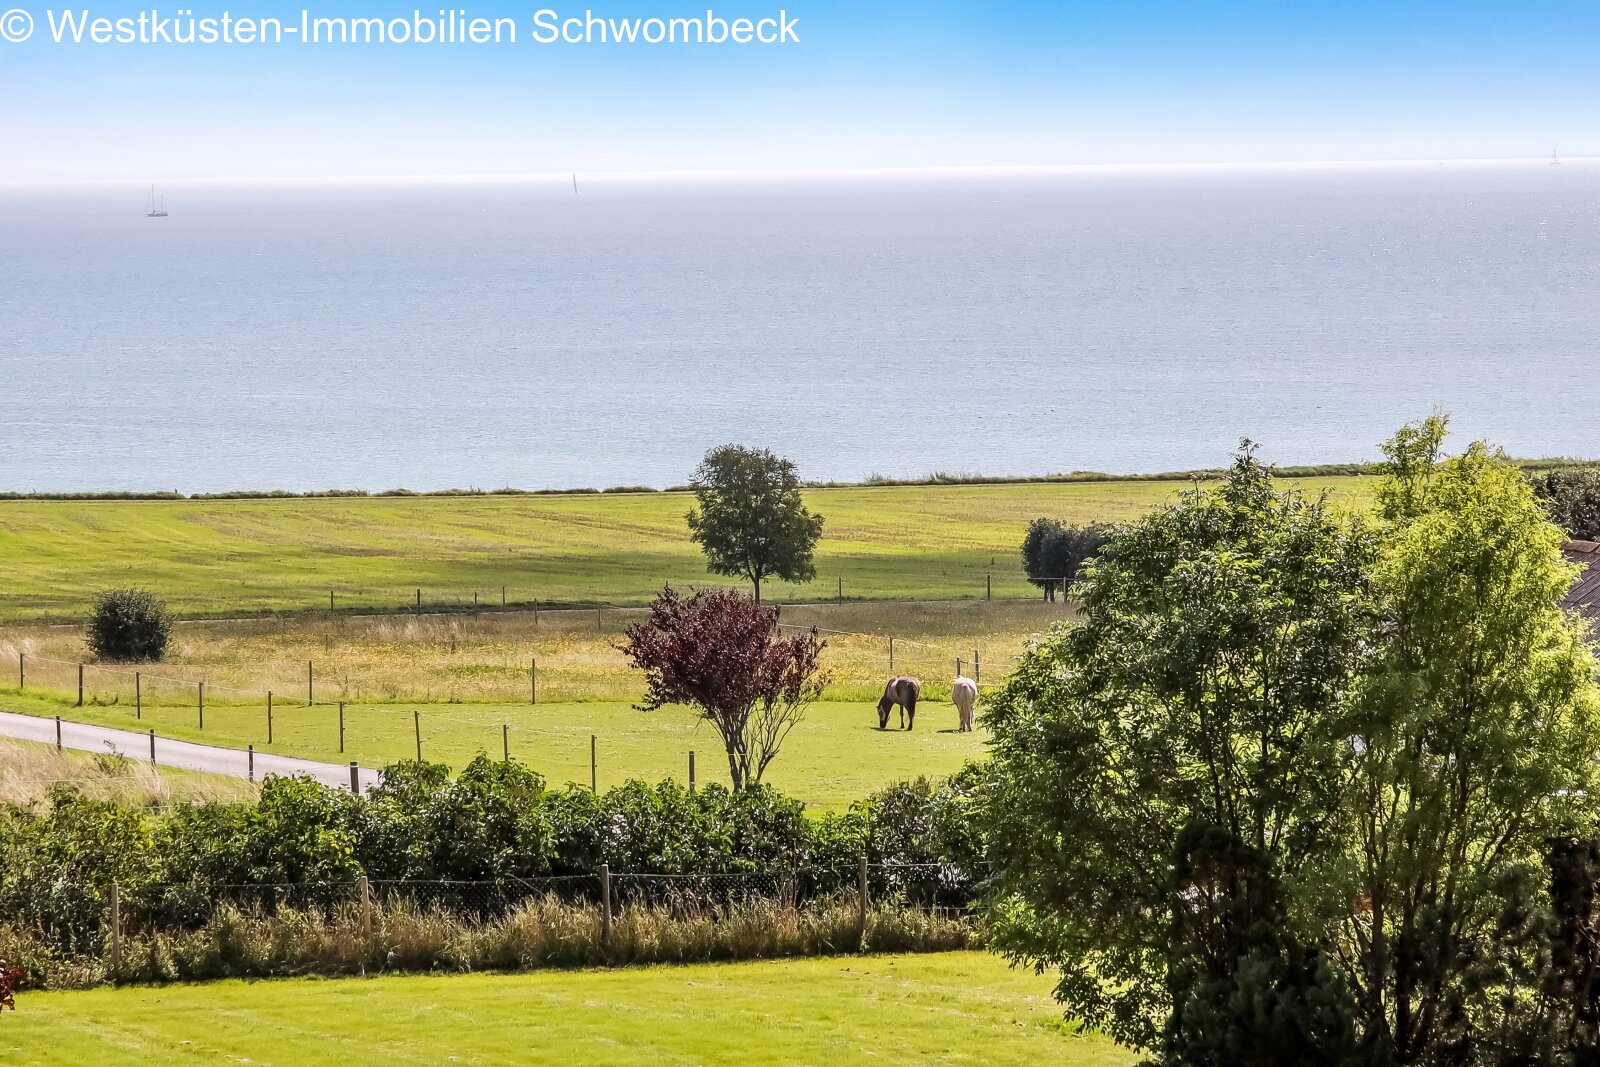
[[0, 686, 985, 810], [6, 952, 1134, 1067], [0, 737, 254, 806], [0, 477, 1375, 621], [0, 599, 1066, 706]]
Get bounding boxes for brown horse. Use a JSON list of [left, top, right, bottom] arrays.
[[877, 676, 921, 730]]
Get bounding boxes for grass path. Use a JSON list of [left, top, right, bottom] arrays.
[[0, 952, 1132, 1067], [0, 477, 1374, 621]]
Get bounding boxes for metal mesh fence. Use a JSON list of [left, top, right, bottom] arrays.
[[13, 862, 974, 942], [366, 875, 599, 918]]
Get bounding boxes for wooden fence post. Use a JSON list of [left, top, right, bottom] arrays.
[[416, 588, 422, 611], [338, 702, 345, 753], [349, 761, 360, 794], [55, 715, 62, 751], [689, 751, 695, 792], [148, 729, 156, 767], [888, 636, 894, 672], [18, 651, 23, 689], [267, 691, 274, 744], [837, 577, 843, 605], [973, 649, 980, 685], [601, 863, 613, 951], [591, 734, 597, 792], [359, 874, 372, 941], [307, 660, 314, 706], [248, 744, 254, 782], [414, 710, 422, 763], [502, 723, 509, 762], [197, 681, 204, 730], [329, 589, 335, 611], [858, 856, 869, 948], [135, 671, 141, 720], [78, 662, 84, 706], [986, 573, 992, 600], [530, 657, 537, 705], [109, 882, 122, 977]]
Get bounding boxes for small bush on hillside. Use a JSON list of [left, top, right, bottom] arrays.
[[86, 588, 171, 662]]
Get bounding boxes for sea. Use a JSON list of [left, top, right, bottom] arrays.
[[2, 160, 1596, 494]]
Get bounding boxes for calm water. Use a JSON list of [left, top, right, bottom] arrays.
[[2, 163, 1597, 493]]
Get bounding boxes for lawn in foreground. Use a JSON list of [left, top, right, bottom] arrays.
[[0, 691, 984, 810], [0, 952, 1133, 1067], [0, 476, 1374, 620]]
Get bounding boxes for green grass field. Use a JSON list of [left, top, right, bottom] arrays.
[[0, 689, 983, 810], [0, 952, 1131, 1067], [0, 478, 1375, 621]]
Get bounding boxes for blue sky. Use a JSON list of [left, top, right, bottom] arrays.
[[3, 0, 1598, 180]]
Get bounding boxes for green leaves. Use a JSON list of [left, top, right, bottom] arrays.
[[980, 419, 1600, 1063], [685, 444, 825, 602], [85, 587, 172, 662]]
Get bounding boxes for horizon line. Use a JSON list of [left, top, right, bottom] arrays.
[[2, 153, 1594, 188]]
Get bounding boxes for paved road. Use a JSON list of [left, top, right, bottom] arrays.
[[0, 710, 378, 792]]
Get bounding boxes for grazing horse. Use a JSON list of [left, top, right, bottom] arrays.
[[951, 676, 977, 732], [878, 676, 921, 730]]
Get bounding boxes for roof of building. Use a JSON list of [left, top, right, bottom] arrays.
[[1563, 540, 1600, 621]]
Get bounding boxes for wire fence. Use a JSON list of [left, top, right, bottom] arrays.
[[2, 609, 1022, 717], [10, 574, 1077, 628], [0, 625, 1021, 797], [12, 861, 980, 966]]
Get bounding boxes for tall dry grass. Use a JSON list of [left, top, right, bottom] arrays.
[[0, 895, 974, 991], [0, 739, 254, 807], [0, 600, 1071, 706]]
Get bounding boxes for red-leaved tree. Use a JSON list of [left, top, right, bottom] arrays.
[[621, 586, 826, 791]]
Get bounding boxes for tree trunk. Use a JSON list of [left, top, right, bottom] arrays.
[[725, 741, 745, 791], [752, 575, 761, 604]]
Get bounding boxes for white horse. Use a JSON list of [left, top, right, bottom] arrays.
[[951, 676, 977, 732]]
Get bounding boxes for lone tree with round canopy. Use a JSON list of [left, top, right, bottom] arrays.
[[86, 587, 172, 662], [685, 444, 824, 603]]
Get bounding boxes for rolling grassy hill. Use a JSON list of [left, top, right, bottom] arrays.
[[0, 476, 1376, 621]]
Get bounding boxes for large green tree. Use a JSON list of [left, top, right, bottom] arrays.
[[982, 443, 1379, 1055], [981, 420, 1600, 1066], [1337, 417, 1600, 1062], [686, 444, 824, 603]]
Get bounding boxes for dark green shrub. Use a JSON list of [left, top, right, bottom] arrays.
[[1019, 518, 1111, 600], [1531, 466, 1600, 541], [85, 587, 172, 662]]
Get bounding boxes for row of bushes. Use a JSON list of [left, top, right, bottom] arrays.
[[1, 758, 986, 956]]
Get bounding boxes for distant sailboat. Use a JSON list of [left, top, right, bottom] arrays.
[[572, 172, 579, 194], [145, 184, 169, 218], [1552, 149, 1562, 165]]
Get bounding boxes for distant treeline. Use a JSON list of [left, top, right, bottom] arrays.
[[3, 457, 1595, 502]]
